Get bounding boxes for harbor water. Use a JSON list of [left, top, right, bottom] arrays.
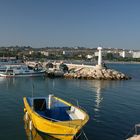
[[0, 64, 140, 140]]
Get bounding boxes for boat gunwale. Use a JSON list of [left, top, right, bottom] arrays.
[[23, 96, 89, 128]]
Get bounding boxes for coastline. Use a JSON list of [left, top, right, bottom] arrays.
[[62, 60, 140, 65], [104, 61, 140, 64]]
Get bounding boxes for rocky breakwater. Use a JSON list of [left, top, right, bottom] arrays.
[[64, 65, 131, 80]]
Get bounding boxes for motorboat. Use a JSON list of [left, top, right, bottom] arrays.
[[23, 94, 89, 140], [46, 68, 64, 77], [0, 65, 45, 77]]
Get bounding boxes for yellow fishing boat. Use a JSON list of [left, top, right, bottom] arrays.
[[23, 95, 89, 140]]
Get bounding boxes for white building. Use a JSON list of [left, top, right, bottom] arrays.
[[29, 51, 34, 55], [62, 50, 78, 56], [119, 50, 132, 58], [132, 51, 140, 58], [119, 50, 125, 58], [86, 54, 94, 59], [40, 51, 49, 56], [94, 51, 107, 57]]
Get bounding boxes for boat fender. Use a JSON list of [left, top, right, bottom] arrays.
[[29, 120, 32, 131], [25, 112, 28, 121], [48, 94, 54, 109], [24, 108, 27, 112]]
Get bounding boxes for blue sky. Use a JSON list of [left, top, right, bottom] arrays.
[[0, 0, 140, 49]]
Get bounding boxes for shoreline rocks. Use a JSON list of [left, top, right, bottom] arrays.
[[37, 61, 131, 80], [64, 67, 131, 80]]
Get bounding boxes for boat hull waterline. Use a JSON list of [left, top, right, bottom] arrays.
[[0, 71, 45, 77]]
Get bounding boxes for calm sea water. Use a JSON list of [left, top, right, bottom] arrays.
[[0, 64, 140, 140]]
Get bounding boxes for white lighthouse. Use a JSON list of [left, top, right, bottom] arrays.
[[97, 47, 102, 66]]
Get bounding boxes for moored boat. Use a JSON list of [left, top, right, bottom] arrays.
[[46, 68, 64, 77], [23, 95, 89, 140], [0, 65, 45, 77]]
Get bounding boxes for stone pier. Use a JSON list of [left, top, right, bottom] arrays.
[[63, 47, 131, 80], [64, 64, 131, 80]]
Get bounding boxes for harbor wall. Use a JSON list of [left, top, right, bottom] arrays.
[[25, 61, 131, 80]]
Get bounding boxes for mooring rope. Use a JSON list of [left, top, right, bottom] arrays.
[[75, 129, 88, 140], [74, 131, 82, 139], [82, 129, 89, 140]]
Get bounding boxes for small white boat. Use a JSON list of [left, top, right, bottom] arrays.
[[0, 65, 45, 77], [47, 68, 64, 77], [127, 124, 140, 140]]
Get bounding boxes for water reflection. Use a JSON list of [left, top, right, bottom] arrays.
[[0, 77, 18, 84], [24, 115, 85, 140], [0, 77, 7, 83], [24, 117, 57, 140], [90, 80, 122, 112], [0, 77, 44, 89], [92, 80, 103, 112]]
